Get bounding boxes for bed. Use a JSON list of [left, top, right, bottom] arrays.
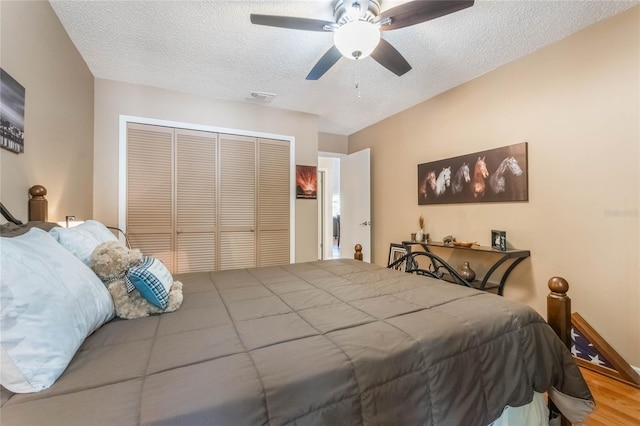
[[0, 190, 594, 425]]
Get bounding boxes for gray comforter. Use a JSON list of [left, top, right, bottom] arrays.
[[1, 259, 593, 425]]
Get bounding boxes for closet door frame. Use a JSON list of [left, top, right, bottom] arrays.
[[118, 115, 296, 264]]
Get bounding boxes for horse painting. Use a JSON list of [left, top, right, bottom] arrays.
[[419, 171, 437, 200], [417, 143, 527, 204], [452, 163, 470, 194], [435, 167, 451, 196], [472, 157, 489, 198], [489, 156, 523, 194]]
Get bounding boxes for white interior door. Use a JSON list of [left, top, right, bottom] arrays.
[[340, 148, 371, 262]]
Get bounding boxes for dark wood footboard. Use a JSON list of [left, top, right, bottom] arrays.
[[547, 277, 572, 425], [547, 277, 571, 349]]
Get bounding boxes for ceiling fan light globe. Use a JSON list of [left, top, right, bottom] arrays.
[[334, 20, 380, 60]]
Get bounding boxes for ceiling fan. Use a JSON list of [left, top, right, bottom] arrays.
[[250, 0, 474, 80]]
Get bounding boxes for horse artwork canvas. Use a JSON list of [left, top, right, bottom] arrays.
[[417, 142, 528, 205]]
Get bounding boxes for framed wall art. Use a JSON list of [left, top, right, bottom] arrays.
[[0, 68, 26, 154], [418, 142, 528, 205], [295, 165, 317, 199]]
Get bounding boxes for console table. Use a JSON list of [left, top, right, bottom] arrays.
[[399, 241, 530, 296]]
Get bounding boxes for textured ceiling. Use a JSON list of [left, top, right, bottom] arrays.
[[50, 0, 637, 135]]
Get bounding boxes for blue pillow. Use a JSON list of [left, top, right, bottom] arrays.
[[126, 256, 173, 309]]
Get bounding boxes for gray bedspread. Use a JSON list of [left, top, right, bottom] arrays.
[[1, 259, 593, 425]]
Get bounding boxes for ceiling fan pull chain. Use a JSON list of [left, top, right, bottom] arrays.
[[356, 58, 362, 98]]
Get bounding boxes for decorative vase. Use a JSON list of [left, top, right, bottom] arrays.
[[416, 229, 424, 242], [458, 261, 476, 282]]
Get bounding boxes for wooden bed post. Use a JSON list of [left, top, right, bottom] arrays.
[[547, 276, 571, 348], [354, 244, 363, 261], [28, 185, 48, 222], [547, 276, 571, 426]]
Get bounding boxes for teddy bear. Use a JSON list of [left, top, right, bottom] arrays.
[[89, 241, 183, 320]]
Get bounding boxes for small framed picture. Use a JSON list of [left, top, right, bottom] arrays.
[[388, 243, 410, 272], [491, 230, 507, 251], [295, 165, 317, 199]]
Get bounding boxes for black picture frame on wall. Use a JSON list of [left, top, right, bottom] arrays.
[[0, 68, 25, 154]]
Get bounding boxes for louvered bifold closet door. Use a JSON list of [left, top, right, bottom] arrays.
[[219, 134, 256, 270], [175, 129, 217, 274], [257, 139, 290, 266], [126, 123, 174, 271]]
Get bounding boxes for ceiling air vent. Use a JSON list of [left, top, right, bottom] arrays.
[[249, 91, 277, 102]]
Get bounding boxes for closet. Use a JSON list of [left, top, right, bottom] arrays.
[[126, 123, 290, 273]]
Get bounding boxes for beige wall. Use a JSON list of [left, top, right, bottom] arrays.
[[93, 79, 319, 262], [349, 7, 640, 365], [319, 132, 348, 154], [0, 0, 94, 222]]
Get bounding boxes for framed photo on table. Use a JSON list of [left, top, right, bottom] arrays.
[[388, 243, 409, 272], [491, 230, 507, 251]]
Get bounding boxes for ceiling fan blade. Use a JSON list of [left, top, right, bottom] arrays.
[[376, 0, 474, 31], [250, 14, 335, 32], [306, 46, 342, 80], [370, 39, 412, 77]]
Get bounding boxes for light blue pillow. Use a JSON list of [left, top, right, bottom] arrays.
[[49, 220, 118, 265], [126, 256, 174, 309], [0, 228, 114, 393]]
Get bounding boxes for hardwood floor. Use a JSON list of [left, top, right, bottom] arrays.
[[580, 367, 640, 425]]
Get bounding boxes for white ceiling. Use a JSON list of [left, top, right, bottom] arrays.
[[49, 0, 637, 135]]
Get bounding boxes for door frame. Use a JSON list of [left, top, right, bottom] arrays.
[[118, 115, 296, 263], [317, 169, 326, 260], [318, 152, 344, 260]]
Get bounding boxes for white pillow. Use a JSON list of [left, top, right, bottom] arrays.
[[49, 220, 118, 264], [0, 228, 115, 393]]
